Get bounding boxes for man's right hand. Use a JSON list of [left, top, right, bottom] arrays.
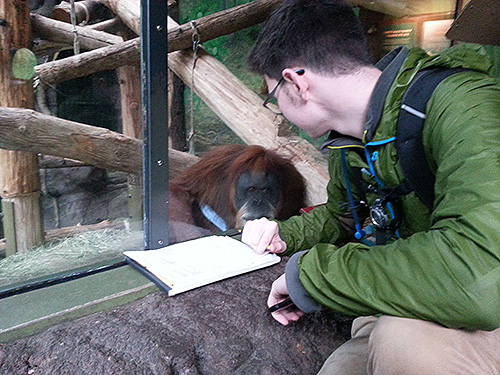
[[267, 274, 304, 325], [241, 218, 287, 255]]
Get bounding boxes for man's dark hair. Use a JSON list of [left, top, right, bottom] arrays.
[[247, 0, 373, 80]]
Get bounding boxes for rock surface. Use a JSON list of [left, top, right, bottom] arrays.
[[0, 262, 353, 375]]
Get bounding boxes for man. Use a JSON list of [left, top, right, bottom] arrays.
[[241, 0, 500, 374]]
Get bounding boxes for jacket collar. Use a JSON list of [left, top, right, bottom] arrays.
[[321, 46, 409, 153]]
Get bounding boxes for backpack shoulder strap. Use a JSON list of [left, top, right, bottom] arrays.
[[396, 67, 469, 210]]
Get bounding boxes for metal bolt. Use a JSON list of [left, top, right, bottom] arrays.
[[157, 159, 164, 166], [158, 239, 164, 246], [156, 25, 163, 32]]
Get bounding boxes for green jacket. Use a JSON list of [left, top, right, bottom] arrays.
[[280, 45, 500, 330]]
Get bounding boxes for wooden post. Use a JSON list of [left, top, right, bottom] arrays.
[[117, 27, 143, 230], [0, 2, 43, 254], [168, 0, 187, 151]]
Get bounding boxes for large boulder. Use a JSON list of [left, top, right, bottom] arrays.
[[40, 166, 128, 229], [0, 262, 353, 374]]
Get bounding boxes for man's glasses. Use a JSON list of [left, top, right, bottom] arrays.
[[263, 69, 305, 115]]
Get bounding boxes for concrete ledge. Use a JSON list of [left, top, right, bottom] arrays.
[[0, 265, 158, 342]]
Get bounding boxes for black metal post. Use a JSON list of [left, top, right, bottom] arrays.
[[141, 1, 169, 249]]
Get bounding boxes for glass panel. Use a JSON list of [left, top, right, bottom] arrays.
[[167, 0, 316, 245], [167, 0, 474, 249], [0, 3, 145, 293]]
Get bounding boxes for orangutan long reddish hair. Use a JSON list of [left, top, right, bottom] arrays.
[[168, 144, 307, 243]]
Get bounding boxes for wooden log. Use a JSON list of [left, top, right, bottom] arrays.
[[87, 17, 122, 33], [0, 1, 44, 254], [117, 65, 141, 137], [35, 37, 140, 86], [51, 0, 111, 25], [168, 148, 199, 178], [0, 107, 200, 178], [1, 195, 43, 256], [167, 0, 281, 53], [0, 107, 141, 175], [34, 0, 279, 86], [93, 0, 140, 37], [95, 0, 279, 52], [31, 14, 123, 51], [117, 30, 141, 140]]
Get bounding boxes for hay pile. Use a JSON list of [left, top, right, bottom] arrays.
[[0, 229, 142, 287]]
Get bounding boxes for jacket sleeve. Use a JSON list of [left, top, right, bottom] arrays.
[[295, 72, 500, 331], [277, 151, 354, 255]]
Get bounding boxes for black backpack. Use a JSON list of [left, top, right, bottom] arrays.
[[396, 67, 469, 209]]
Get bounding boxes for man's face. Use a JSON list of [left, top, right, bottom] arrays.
[[264, 76, 330, 139]]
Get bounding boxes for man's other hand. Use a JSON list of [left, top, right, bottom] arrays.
[[242, 218, 287, 255]]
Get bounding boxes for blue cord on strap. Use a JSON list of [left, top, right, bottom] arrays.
[[341, 149, 365, 240]]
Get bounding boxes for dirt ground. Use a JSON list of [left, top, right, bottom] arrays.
[[0, 262, 353, 375]]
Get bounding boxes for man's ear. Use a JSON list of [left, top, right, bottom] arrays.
[[282, 68, 309, 100]]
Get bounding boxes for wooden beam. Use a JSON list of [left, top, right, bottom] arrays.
[[93, 0, 140, 36], [31, 14, 123, 51], [34, 0, 279, 86], [87, 17, 122, 33], [96, 0, 280, 50], [51, 0, 111, 25], [0, 107, 142, 174], [167, 0, 280, 53], [0, 1, 44, 254], [35, 37, 139, 86], [0, 107, 199, 178]]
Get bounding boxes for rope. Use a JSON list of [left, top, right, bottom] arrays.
[[188, 21, 201, 155], [70, 0, 80, 54], [77, 1, 91, 26]]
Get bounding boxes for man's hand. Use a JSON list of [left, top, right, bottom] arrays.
[[242, 218, 287, 255], [268, 274, 304, 325]]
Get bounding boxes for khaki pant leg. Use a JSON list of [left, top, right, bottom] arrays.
[[368, 315, 500, 375], [317, 316, 378, 375]]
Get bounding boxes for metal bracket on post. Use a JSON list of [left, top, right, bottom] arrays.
[[141, 1, 169, 249]]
